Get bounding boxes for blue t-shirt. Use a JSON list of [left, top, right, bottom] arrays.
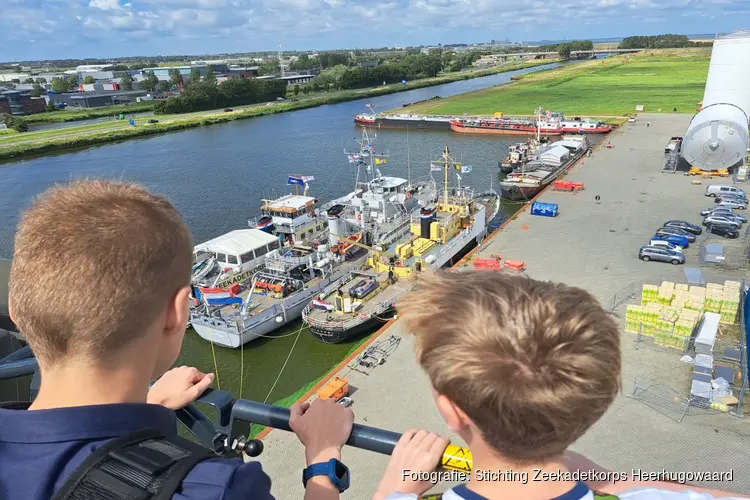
[[0, 401, 275, 500]]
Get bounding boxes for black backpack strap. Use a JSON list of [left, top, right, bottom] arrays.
[[52, 428, 217, 500]]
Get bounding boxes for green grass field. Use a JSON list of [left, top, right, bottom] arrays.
[[401, 51, 711, 117]]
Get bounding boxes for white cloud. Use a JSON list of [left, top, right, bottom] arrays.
[[0, 0, 747, 60]]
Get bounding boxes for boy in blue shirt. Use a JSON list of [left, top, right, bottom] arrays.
[[371, 271, 748, 500], [0, 180, 354, 500]]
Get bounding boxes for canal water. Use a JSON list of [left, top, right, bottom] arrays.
[[0, 60, 581, 405]]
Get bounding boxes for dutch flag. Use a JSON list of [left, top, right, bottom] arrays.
[[195, 287, 243, 307]]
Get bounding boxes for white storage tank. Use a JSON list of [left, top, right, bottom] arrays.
[[681, 31, 750, 171]]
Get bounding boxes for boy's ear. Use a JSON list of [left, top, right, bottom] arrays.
[[165, 286, 191, 336], [7, 298, 15, 323], [434, 392, 467, 434]]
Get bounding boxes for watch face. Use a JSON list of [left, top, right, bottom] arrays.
[[334, 460, 349, 484]]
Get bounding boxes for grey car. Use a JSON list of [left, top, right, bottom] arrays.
[[718, 199, 748, 210], [702, 215, 742, 229], [654, 227, 697, 242], [639, 246, 685, 265], [699, 208, 747, 222], [715, 193, 748, 204]]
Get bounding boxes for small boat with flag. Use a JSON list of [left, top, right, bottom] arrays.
[[303, 146, 499, 344]]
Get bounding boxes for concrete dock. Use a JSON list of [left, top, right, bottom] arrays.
[[257, 113, 750, 498]]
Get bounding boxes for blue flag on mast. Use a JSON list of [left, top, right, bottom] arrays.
[[288, 175, 314, 186]]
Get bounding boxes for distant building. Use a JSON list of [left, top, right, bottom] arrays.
[[279, 74, 315, 86], [0, 73, 30, 82], [226, 66, 260, 79], [0, 90, 47, 115], [140, 64, 229, 82], [75, 64, 111, 72], [77, 70, 117, 81], [47, 90, 149, 109]]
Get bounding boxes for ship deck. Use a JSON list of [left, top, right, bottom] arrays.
[[257, 113, 750, 499], [306, 270, 413, 324]]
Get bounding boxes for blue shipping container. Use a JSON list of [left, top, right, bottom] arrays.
[[530, 201, 558, 217]]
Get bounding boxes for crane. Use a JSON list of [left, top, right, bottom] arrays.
[[329, 233, 398, 260]]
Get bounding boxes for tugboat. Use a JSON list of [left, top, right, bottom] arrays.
[[303, 146, 499, 344]]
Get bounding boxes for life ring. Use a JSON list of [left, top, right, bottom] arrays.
[[357, 213, 362, 222], [359, 312, 367, 321]]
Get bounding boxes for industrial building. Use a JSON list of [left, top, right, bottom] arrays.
[[46, 90, 150, 109], [0, 90, 47, 115], [140, 63, 229, 82], [279, 74, 315, 86]]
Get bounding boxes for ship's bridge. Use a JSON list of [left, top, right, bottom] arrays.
[[260, 194, 319, 231], [369, 176, 408, 195]]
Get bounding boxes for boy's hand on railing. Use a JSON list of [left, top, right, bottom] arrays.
[[373, 430, 450, 500], [147, 366, 215, 410], [290, 398, 355, 465]]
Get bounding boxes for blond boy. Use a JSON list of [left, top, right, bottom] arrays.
[[0, 180, 354, 500], [372, 271, 747, 500]]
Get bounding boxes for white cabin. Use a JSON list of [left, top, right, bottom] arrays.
[[194, 229, 281, 275], [537, 144, 571, 167], [260, 194, 326, 242]]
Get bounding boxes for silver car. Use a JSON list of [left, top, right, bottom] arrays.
[[718, 199, 747, 210], [639, 246, 685, 265], [700, 208, 747, 222], [703, 215, 742, 228], [648, 239, 684, 253]]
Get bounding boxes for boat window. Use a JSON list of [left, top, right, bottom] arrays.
[[227, 255, 238, 265], [240, 251, 254, 263], [216, 253, 227, 263], [268, 239, 281, 251]]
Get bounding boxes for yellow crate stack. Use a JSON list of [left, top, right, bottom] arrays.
[[625, 304, 643, 333], [641, 284, 658, 305], [632, 280, 743, 343], [720, 280, 741, 325], [657, 282, 675, 305], [705, 284, 723, 314], [654, 306, 680, 347]]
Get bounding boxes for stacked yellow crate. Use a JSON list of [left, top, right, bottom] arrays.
[[685, 286, 706, 313], [657, 282, 675, 305], [625, 305, 643, 333], [641, 302, 663, 336], [654, 307, 680, 347], [671, 290, 688, 309], [720, 280, 741, 324], [705, 284, 723, 314], [641, 284, 658, 305]]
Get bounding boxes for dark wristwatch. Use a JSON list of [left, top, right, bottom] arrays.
[[302, 458, 350, 492]]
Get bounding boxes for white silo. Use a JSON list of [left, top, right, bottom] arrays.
[[681, 30, 750, 171]]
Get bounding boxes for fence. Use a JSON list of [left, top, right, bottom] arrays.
[[625, 273, 748, 421], [603, 282, 636, 314]]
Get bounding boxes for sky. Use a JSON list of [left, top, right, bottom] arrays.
[[1, 0, 748, 62]]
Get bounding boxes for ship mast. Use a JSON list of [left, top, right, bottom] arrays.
[[344, 125, 389, 189]]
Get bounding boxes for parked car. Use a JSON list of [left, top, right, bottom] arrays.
[[628, 117, 636, 123], [717, 199, 747, 210], [699, 207, 747, 222], [705, 184, 746, 198], [651, 233, 690, 248], [223, 108, 233, 112], [714, 193, 748, 204], [655, 227, 697, 242], [147, 119, 159, 124], [702, 215, 742, 228], [639, 246, 685, 265], [705, 224, 740, 239], [648, 239, 684, 253], [663, 220, 702, 235]]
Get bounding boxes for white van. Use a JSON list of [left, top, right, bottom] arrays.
[[705, 184, 746, 198]]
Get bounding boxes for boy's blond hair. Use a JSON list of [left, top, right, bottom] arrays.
[[397, 270, 621, 462], [9, 180, 193, 367]]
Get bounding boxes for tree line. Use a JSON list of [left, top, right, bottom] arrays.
[[536, 40, 594, 58], [153, 75, 287, 114], [618, 34, 712, 49]]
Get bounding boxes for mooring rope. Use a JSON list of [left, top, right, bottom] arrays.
[[263, 323, 305, 404]]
